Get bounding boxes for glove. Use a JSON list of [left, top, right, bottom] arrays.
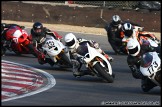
[[138, 27, 144, 32], [108, 56, 113, 62], [38, 53, 46, 64]]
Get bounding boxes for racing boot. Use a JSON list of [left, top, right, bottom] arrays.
[[72, 60, 90, 78], [72, 60, 83, 78], [73, 69, 93, 78]]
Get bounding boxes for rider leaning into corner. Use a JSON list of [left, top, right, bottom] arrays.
[[64, 33, 114, 78], [126, 37, 161, 92], [104, 15, 141, 55], [30, 22, 63, 66], [120, 22, 160, 54], [1, 23, 36, 55], [121, 23, 159, 44]]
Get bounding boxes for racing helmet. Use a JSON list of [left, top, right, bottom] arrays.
[[33, 22, 43, 36], [127, 38, 141, 56], [112, 15, 121, 26], [122, 23, 133, 37], [64, 33, 77, 49]]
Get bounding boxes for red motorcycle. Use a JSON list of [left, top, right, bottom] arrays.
[[1, 26, 36, 56]]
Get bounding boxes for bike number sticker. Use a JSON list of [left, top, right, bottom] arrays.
[[46, 41, 55, 49], [147, 61, 158, 74]]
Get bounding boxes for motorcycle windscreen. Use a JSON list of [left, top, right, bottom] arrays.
[[140, 52, 153, 67], [76, 45, 88, 56]]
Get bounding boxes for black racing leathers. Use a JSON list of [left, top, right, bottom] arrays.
[[127, 40, 160, 92], [30, 27, 58, 65], [105, 23, 123, 54]]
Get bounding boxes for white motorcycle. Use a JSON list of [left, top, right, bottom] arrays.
[[41, 36, 72, 68], [140, 51, 161, 90], [76, 43, 114, 83]]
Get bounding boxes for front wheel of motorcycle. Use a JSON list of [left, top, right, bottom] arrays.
[[93, 62, 114, 83]]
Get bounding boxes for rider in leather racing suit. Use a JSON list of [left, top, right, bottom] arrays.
[[127, 37, 160, 92], [122, 23, 158, 43], [104, 15, 141, 55], [30, 22, 63, 66], [64, 33, 114, 77]]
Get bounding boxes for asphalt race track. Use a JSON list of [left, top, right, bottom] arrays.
[[1, 30, 161, 106]]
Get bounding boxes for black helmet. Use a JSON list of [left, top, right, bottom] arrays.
[[112, 15, 121, 26], [33, 22, 43, 36], [122, 23, 133, 37]]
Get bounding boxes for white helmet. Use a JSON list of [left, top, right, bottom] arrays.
[[122, 23, 133, 37], [127, 38, 141, 56], [112, 15, 121, 26], [64, 33, 77, 49]]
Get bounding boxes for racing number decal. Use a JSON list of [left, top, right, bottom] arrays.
[[147, 61, 158, 74], [46, 41, 55, 49]]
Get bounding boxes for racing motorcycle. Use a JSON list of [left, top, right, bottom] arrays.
[[76, 43, 114, 83], [1, 26, 37, 56], [140, 51, 161, 91], [41, 36, 73, 68], [121, 30, 160, 55]]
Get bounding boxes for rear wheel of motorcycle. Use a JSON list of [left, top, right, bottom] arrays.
[[93, 62, 114, 83]]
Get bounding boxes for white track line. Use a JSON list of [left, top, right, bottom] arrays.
[[2, 60, 56, 102]]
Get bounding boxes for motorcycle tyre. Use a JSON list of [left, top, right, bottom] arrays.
[[93, 62, 114, 83]]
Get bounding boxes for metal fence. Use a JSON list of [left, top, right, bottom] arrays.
[[16, 1, 161, 10], [73, 1, 139, 8], [21, 1, 139, 9]]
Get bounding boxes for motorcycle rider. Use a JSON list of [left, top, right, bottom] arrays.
[[104, 15, 141, 55], [1, 23, 38, 56], [122, 23, 158, 42], [126, 37, 160, 92], [64, 33, 114, 77], [30, 22, 62, 66], [104, 15, 124, 54]]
